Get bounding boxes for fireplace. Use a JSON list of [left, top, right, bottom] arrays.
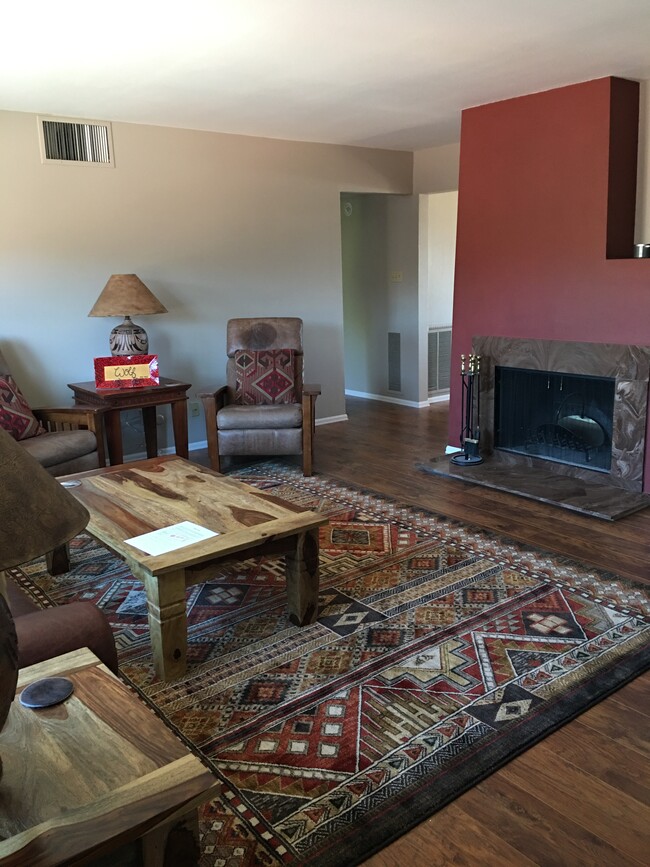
[[494, 367, 615, 473], [473, 337, 650, 493]]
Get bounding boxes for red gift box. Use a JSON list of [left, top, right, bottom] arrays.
[[94, 355, 159, 389]]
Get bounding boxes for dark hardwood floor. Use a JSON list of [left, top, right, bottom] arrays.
[[195, 397, 649, 866]]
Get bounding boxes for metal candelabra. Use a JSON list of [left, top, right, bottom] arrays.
[[450, 353, 484, 466]]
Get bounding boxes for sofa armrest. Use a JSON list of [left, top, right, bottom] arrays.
[[5, 577, 118, 674], [32, 405, 107, 467], [32, 404, 103, 426], [197, 385, 228, 404], [14, 603, 118, 674]]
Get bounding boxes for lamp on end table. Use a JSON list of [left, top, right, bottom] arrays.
[[88, 273, 167, 355]]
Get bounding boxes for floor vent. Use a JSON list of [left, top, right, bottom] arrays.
[[388, 332, 401, 392], [38, 116, 114, 165], [428, 327, 452, 394]]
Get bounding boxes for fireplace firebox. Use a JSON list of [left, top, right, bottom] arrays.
[[494, 367, 615, 472]]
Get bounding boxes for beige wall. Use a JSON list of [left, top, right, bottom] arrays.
[[636, 80, 650, 242], [420, 191, 457, 328], [412, 143, 460, 193], [0, 111, 412, 449]]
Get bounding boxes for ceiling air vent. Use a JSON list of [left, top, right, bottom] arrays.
[[38, 116, 114, 166]]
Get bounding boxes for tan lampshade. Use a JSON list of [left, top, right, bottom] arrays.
[[88, 274, 167, 317], [0, 427, 90, 571]]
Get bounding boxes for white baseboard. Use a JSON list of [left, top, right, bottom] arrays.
[[316, 414, 348, 426], [345, 390, 430, 409], [124, 442, 208, 461]]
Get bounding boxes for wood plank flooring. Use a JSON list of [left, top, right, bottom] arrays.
[[193, 397, 649, 866]]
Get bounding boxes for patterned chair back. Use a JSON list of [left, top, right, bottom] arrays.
[[225, 318, 304, 403]]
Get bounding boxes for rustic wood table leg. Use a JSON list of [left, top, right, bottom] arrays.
[[46, 543, 70, 575], [285, 529, 320, 625], [142, 405, 158, 458], [171, 399, 189, 458], [142, 809, 201, 867], [105, 409, 124, 465], [139, 568, 188, 680]]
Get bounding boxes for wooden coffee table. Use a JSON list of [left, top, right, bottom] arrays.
[[0, 648, 219, 865], [57, 456, 328, 680]]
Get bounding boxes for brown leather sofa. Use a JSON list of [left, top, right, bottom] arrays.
[[5, 574, 118, 674]]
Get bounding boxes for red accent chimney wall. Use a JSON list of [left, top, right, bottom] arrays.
[[449, 76, 650, 492]]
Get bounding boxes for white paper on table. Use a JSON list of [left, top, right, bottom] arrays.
[[125, 521, 219, 555]]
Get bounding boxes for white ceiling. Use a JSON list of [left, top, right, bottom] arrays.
[[3, 0, 650, 151]]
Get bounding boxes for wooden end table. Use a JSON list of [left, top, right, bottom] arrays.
[[68, 378, 191, 465], [58, 456, 329, 681], [0, 648, 219, 866]]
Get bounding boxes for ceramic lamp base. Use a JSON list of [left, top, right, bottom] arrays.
[[110, 316, 149, 356]]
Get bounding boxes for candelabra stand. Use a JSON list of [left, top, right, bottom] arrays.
[[450, 354, 484, 466]]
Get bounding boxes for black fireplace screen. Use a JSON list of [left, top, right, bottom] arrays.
[[494, 366, 615, 472]]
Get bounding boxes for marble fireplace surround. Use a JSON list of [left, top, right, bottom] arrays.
[[473, 336, 650, 493]]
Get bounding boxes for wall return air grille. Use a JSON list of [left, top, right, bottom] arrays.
[[387, 332, 401, 392], [428, 326, 452, 394], [38, 117, 114, 165]]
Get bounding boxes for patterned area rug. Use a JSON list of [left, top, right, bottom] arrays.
[[12, 463, 650, 866]]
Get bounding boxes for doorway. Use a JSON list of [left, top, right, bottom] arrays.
[[339, 191, 457, 406]]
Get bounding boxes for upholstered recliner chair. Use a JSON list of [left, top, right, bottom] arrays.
[[199, 317, 320, 476], [0, 347, 106, 475]]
